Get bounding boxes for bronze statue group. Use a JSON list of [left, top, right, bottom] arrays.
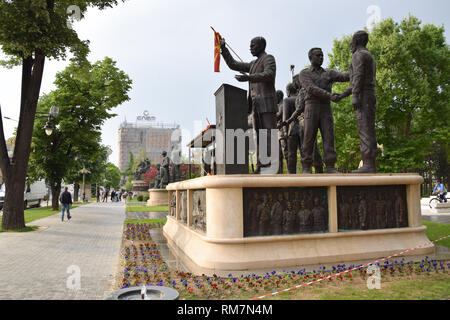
[[136, 149, 181, 189], [220, 30, 378, 175]]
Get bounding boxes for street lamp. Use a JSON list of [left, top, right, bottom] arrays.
[[38, 106, 60, 136], [43, 121, 54, 136], [79, 166, 91, 202]]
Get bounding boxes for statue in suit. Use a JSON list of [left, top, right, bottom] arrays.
[[220, 37, 278, 174], [335, 30, 378, 173]]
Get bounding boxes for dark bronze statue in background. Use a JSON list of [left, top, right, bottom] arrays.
[[282, 82, 301, 174], [299, 48, 349, 174], [160, 151, 170, 189], [134, 158, 151, 180], [335, 30, 378, 173], [152, 164, 161, 189], [276, 90, 287, 174], [280, 79, 324, 174], [220, 36, 278, 174]]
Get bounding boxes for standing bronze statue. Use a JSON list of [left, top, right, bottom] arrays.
[[334, 31, 378, 173], [282, 82, 300, 174], [220, 36, 278, 174], [160, 151, 170, 189], [279, 83, 324, 173], [276, 90, 287, 174], [299, 48, 349, 174]]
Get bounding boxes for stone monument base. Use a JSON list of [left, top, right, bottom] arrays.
[[147, 189, 169, 207], [132, 180, 149, 197], [431, 202, 450, 214], [164, 174, 434, 276]]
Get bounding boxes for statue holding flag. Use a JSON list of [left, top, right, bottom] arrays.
[[216, 34, 279, 174]]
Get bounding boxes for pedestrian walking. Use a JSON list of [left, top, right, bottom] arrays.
[[60, 186, 72, 221], [96, 189, 101, 203]]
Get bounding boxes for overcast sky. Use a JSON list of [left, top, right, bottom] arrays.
[[0, 0, 448, 166]]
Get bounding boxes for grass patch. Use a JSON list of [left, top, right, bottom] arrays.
[[316, 274, 450, 300], [0, 205, 78, 232], [423, 221, 450, 248], [126, 206, 168, 213]]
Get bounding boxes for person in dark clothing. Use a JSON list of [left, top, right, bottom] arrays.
[[60, 187, 72, 221], [96, 189, 101, 203]]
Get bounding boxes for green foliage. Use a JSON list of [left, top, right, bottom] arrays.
[[105, 163, 121, 190], [134, 148, 149, 168], [143, 195, 149, 202], [124, 181, 133, 191], [329, 16, 449, 173], [136, 194, 144, 202], [28, 57, 132, 189], [0, 1, 126, 65], [122, 152, 134, 177]]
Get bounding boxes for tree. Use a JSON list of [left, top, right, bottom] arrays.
[[0, 0, 127, 230], [104, 163, 120, 190], [329, 16, 449, 174], [28, 57, 131, 210], [122, 151, 135, 185]]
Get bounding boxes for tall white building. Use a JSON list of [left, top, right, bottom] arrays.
[[118, 111, 181, 177]]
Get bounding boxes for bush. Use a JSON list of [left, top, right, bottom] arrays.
[[124, 181, 133, 192], [143, 195, 149, 202], [137, 195, 144, 202]]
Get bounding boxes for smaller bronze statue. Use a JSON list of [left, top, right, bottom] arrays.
[[276, 90, 287, 174], [160, 151, 171, 189], [170, 145, 181, 182], [152, 164, 161, 189], [134, 158, 151, 180]]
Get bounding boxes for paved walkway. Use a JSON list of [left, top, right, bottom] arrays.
[[0, 201, 125, 300]]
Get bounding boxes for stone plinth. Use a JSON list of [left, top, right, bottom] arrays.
[[431, 202, 450, 214], [132, 180, 149, 196], [163, 174, 434, 275], [147, 189, 169, 207]]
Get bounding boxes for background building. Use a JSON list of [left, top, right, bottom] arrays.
[[118, 111, 181, 180]]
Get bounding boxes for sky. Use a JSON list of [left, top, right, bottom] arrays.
[[0, 0, 448, 166]]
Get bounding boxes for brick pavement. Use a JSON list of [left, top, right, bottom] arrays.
[[0, 201, 125, 300]]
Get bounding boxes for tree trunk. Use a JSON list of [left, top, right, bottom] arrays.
[[0, 54, 46, 231], [51, 183, 61, 211], [74, 182, 80, 202], [1, 170, 26, 230]]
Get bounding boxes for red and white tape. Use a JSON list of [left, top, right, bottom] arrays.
[[252, 234, 450, 300]]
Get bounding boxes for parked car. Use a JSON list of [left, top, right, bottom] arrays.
[[0, 180, 48, 210]]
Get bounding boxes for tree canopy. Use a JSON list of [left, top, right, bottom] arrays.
[[28, 56, 132, 209]]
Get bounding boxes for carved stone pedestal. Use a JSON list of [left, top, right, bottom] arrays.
[[147, 189, 169, 207], [132, 180, 149, 197], [164, 174, 434, 276]]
